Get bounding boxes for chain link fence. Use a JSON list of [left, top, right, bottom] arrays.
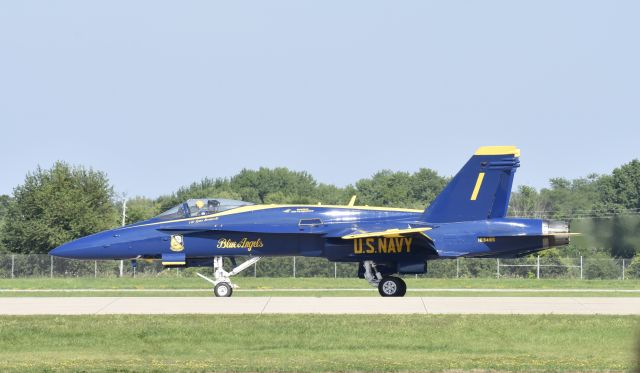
[[0, 254, 637, 280]]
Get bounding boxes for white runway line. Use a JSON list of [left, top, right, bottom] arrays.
[[0, 297, 638, 315]]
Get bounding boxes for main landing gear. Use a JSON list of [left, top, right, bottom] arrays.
[[362, 260, 407, 297], [197, 256, 261, 297]]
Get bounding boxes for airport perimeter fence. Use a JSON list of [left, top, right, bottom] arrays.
[[0, 254, 638, 280]]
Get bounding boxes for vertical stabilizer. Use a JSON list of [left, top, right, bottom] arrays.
[[423, 146, 520, 223]]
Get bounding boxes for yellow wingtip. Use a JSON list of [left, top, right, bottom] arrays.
[[475, 146, 520, 157]]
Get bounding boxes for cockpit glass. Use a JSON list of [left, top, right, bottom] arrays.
[[155, 198, 254, 221]]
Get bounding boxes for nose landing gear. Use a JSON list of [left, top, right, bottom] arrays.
[[197, 256, 261, 297]]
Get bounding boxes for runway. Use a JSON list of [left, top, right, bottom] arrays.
[[2, 288, 640, 293], [0, 297, 639, 315]]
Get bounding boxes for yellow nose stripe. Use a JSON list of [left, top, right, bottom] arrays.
[[470, 172, 485, 201]]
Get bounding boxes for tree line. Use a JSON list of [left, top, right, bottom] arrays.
[[1, 159, 640, 259]]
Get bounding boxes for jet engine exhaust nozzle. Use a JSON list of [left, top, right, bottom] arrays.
[[542, 220, 571, 248]]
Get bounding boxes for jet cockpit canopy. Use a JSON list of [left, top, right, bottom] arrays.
[[155, 198, 254, 221]]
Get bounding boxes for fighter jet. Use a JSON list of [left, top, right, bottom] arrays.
[[50, 146, 573, 297]]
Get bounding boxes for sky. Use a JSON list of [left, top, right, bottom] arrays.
[[1, 1, 639, 199]]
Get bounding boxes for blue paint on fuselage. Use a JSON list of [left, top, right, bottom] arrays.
[[49, 147, 566, 272], [49, 205, 546, 264]]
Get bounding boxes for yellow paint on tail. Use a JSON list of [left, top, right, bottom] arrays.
[[470, 173, 485, 201]]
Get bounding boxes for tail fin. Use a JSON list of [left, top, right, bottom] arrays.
[[423, 146, 520, 223]]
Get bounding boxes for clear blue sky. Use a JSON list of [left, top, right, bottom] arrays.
[[1, 1, 638, 199]]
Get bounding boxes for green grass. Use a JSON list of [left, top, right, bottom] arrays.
[[0, 314, 637, 372], [1, 277, 639, 297]]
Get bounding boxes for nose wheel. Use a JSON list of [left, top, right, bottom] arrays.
[[214, 282, 233, 297], [378, 276, 407, 297]]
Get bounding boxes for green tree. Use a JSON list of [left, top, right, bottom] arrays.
[[314, 183, 353, 205], [538, 161, 640, 258], [0, 195, 10, 218], [539, 174, 604, 219], [626, 255, 640, 279], [230, 168, 317, 204], [0, 195, 10, 252], [600, 159, 640, 210], [355, 170, 414, 208], [1, 162, 117, 254], [124, 197, 161, 225], [410, 168, 448, 208], [509, 185, 547, 218], [355, 169, 446, 209]]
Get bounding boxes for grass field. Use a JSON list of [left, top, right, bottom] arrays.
[[0, 314, 637, 372], [1, 277, 639, 297]]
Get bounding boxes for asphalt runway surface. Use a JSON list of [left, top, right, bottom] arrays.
[[0, 297, 639, 315]]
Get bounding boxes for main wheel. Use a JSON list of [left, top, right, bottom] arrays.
[[397, 278, 407, 297], [214, 282, 233, 297], [378, 276, 406, 297]]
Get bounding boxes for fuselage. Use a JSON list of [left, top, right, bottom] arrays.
[[48, 146, 573, 298], [47, 146, 572, 297], [49, 204, 556, 265]]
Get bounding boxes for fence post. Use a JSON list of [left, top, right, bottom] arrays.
[[536, 255, 540, 279], [50, 255, 53, 278], [456, 258, 459, 278], [580, 256, 583, 280], [254, 262, 257, 277], [119, 260, 123, 278], [622, 259, 625, 280], [334, 262, 337, 278], [11, 254, 15, 279], [293, 256, 296, 278], [94, 261, 97, 278], [496, 258, 500, 278]]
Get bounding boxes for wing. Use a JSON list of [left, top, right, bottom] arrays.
[[326, 223, 438, 257], [341, 227, 432, 239]]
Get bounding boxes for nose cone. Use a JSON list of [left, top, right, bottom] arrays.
[[49, 240, 87, 258], [49, 230, 120, 259], [49, 236, 100, 259]]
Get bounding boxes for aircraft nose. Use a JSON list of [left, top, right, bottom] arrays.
[[49, 240, 87, 258], [49, 229, 140, 259], [49, 230, 118, 259]]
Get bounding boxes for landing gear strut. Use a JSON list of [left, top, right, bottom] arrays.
[[197, 256, 261, 297], [362, 260, 407, 297]]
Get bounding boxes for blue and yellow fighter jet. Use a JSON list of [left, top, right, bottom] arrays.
[[50, 146, 572, 297]]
